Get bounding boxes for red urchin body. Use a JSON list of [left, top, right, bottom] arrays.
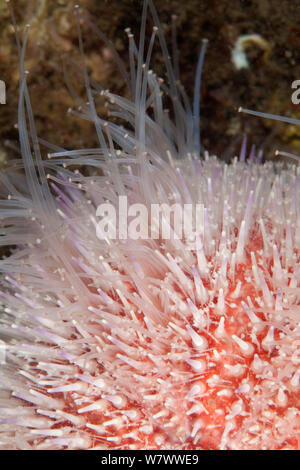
[[65, 165, 300, 451], [2, 156, 300, 450]]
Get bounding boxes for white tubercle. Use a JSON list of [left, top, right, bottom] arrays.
[[186, 326, 208, 351], [232, 335, 255, 357]]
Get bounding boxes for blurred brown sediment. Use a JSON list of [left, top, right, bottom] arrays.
[[0, 0, 300, 166]]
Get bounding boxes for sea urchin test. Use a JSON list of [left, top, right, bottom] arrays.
[[0, 0, 300, 450]]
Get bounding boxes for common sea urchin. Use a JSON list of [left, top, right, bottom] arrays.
[[0, 0, 300, 450]]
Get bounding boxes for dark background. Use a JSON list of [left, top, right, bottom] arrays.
[[1, 0, 300, 164]]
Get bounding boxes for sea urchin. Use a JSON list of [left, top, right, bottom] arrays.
[[0, 0, 300, 450]]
